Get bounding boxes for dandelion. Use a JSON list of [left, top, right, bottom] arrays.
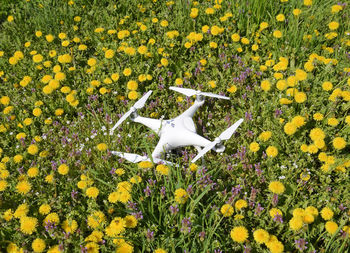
[[58, 164, 69, 175], [105, 49, 114, 59], [174, 188, 188, 204], [269, 181, 285, 194], [220, 204, 234, 217], [27, 144, 39, 155], [20, 216, 38, 234], [253, 229, 270, 244], [16, 180, 31, 194], [320, 207, 334, 220], [96, 143, 108, 151], [235, 199, 248, 210], [230, 226, 248, 243], [332, 137, 346, 150], [249, 142, 260, 152], [266, 146, 278, 158], [86, 187, 99, 198], [325, 221, 338, 235], [32, 239, 46, 253]]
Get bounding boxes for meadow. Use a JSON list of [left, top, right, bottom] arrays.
[[0, 0, 349, 252]]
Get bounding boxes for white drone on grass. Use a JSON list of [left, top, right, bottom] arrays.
[[110, 86, 244, 166]]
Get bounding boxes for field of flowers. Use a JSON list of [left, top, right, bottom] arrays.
[[0, 0, 349, 252]]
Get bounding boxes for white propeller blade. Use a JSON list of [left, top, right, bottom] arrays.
[[170, 86, 197, 96], [169, 86, 229, 100], [191, 118, 244, 163], [110, 110, 133, 133], [134, 90, 153, 109], [111, 151, 175, 166], [219, 118, 244, 140], [200, 92, 230, 100], [110, 91, 153, 134], [192, 142, 217, 163], [111, 151, 146, 163]]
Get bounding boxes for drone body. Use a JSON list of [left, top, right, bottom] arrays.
[[110, 87, 243, 165]]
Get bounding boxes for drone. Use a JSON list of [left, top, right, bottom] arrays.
[[110, 86, 244, 165]]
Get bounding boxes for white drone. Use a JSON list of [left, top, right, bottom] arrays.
[[110, 86, 244, 165]]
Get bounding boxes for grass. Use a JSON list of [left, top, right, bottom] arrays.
[[0, 0, 349, 252]]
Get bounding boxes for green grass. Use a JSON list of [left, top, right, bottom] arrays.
[[0, 0, 349, 252]]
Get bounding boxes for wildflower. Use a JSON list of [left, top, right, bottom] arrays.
[[249, 142, 260, 152], [96, 143, 108, 151], [105, 49, 114, 59], [86, 187, 99, 198], [27, 167, 39, 177], [289, 216, 303, 231], [304, 0, 312, 6], [325, 221, 338, 235], [32, 239, 46, 253], [128, 91, 138, 100], [174, 188, 188, 204], [270, 208, 283, 218], [227, 85, 237, 93], [269, 181, 285, 194], [322, 81, 333, 91], [268, 240, 284, 253], [331, 5, 343, 13], [161, 58, 169, 66], [309, 128, 325, 141], [105, 217, 126, 237], [284, 122, 297, 135], [156, 164, 169, 176], [320, 207, 334, 220], [20, 216, 38, 235], [62, 219, 78, 233], [231, 33, 240, 42], [124, 215, 137, 228], [235, 199, 248, 210], [276, 14, 285, 22], [116, 242, 133, 253], [138, 161, 153, 169], [260, 80, 270, 91], [273, 30, 282, 38], [230, 226, 248, 243], [39, 204, 51, 215], [33, 108, 42, 117], [333, 137, 346, 150], [259, 131, 272, 141], [58, 164, 69, 175], [154, 249, 167, 253], [16, 180, 31, 194], [294, 91, 307, 103], [220, 204, 234, 217], [123, 68, 132, 76], [44, 212, 60, 225], [253, 229, 269, 244], [328, 21, 339, 30], [190, 8, 198, 18], [266, 146, 278, 158], [313, 113, 324, 121]]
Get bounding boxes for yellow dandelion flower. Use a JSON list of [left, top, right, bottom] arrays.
[[220, 204, 234, 217], [230, 226, 248, 243]]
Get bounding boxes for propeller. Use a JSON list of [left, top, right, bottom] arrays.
[[170, 86, 230, 100], [111, 151, 175, 166], [110, 91, 153, 135], [191, 118, 244, 163], [111, 151, 147, 163]]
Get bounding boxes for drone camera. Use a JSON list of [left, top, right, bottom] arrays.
[[213, 143, 225, 153], [130, 110, 138, 121]]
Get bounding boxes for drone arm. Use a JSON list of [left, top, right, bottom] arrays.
[[132, 116, 162, 135], [151, 139, 170, 159], [179, 99, 205, 118]]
